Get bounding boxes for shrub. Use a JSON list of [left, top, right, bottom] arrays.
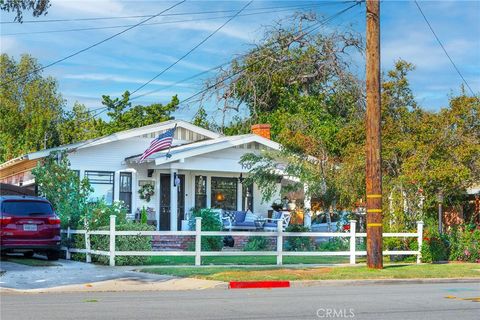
[[84, 199, 127, 230], [244, 236, 268, 251], [421, 232, 449, 263], [317, 237, 349, 251], [189, 208, 223, 251], [448, 225, 480, 263], [285, 225, 312, 251], [90, 223, 155, 266]]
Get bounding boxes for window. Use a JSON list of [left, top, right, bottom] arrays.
[[242, 183, 254, 211], [211, 177, 237, 211], [194, 176, 207, 209], [119, 172, 132, 213], [85, 171, 114, 204], [2, 201, 53, 216]]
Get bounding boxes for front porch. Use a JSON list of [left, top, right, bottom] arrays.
[[130, 167, 267, 231]]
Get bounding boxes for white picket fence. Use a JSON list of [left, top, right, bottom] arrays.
[[61, 216, 424, 267]]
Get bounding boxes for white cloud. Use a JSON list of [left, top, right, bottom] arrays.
[[0, 36, 19, 53], [52, 0, 125, 16], [62, 72, 193, 87], [173, 20, 257, 42]]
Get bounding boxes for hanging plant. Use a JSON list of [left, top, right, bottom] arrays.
[[138, 183, 155, 202]]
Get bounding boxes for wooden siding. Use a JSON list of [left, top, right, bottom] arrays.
[[0, 159, 38, 181]]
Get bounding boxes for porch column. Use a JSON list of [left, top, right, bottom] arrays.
[[237, 179, 242, 211], [304, 183, 312, 228], [170, 168, 178, 231], [206, 176, 212, 208]]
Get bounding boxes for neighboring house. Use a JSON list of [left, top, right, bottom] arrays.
[[0, 120, 285, 231]]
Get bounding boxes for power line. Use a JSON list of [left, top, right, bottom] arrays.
[[129, 1, 253, 96], [414, 0, 477, 98], [131, 1, 362, 102], [183, 2, 362, 117], [0, 2, 339, 24], [0, 1, 186, 86], [2, 3, 341, 36], [66, 1, 362, 122]]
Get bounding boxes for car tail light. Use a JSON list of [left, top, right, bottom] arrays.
[[0, 216, 12, 226], [343, 224, 350, 231], [48, 216, 61, 225]]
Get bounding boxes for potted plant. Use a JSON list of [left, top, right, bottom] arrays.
[[271, 199, 283, 211]]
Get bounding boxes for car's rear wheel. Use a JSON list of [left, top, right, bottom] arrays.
[[46, 250, 59, 261], [23, 251, 34, 258]]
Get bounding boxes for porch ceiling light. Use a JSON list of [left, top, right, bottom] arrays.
[[215, 192, 225, 202]]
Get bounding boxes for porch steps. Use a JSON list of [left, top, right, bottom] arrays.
[[151, 235, 194, 251]]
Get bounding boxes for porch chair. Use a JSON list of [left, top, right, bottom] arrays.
[[263, 211, 291, 231]]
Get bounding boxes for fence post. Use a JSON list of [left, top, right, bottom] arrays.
[[276, 220, 283, 266], [65, 226, 71, 260], [417, 221, 424, 264], [109, 215, 116, 267], [195, 217, 202, 266], [85, 231, 91, 263], [349, 220, 357, 265]]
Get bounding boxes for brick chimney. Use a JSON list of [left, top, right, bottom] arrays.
[[251, 124, 271, 140]]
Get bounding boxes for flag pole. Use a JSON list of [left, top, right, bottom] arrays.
[[165, 124, 177, 159]]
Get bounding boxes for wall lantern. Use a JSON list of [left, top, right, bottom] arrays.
[[147, 169, 154, 177], [173, 172, 181, 187], [238, 172, 244, 184]]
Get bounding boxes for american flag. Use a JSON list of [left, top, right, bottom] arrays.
[[139, 126, 176, 161]]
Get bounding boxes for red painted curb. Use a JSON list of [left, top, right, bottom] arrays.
[[229, 281, 290, 289]]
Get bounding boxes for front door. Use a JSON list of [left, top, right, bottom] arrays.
[[159, 174, 185, 231]]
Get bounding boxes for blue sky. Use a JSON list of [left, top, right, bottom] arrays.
[[1, 0, 479, 122]]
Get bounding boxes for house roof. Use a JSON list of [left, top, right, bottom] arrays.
[[0, 120, 221, 170], [125, 134, 281, 165]]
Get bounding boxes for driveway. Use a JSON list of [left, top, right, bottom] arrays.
[[0, 257, 174, 290]]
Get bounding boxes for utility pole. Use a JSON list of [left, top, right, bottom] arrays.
[[365, 0, 383, 269]]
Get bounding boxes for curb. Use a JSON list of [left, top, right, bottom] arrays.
[[229, 281, 290, 289], [291, 278, 480, 287]]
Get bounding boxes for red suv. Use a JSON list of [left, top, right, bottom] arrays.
[[0, 196, 61, 260]]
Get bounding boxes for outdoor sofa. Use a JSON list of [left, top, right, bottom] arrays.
[[220, 210, 291, 231]]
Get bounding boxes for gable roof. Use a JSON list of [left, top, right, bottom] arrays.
[[0, 120, 221, 170], [125, 133, 281, 165]]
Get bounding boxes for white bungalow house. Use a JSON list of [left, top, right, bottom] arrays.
[[0, 120, 292, 231]]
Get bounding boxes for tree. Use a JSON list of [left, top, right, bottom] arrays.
[[101, 91, 179, 135], [32, 150, 127, 228], [0, 0, 50, 22], [0, 54, 64, 162], [201, 13, 363, 133], [192, 106, 211, 130], [32, 151, 92, 228], [58, 102, 107, 145], [205, 14, 364, 212]]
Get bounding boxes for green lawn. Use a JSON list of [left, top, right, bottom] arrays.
[[139, 263, 480, 282], [146, 255, 355, 266]]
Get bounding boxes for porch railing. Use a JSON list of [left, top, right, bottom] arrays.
[[61, 216, 424, 267]]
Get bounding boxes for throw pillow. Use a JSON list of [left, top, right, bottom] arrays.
[[223, 211, 236, 223]]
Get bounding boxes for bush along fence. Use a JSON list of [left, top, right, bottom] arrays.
[[61, 216, 424, 267]]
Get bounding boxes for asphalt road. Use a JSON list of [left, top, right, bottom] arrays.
[[1, 282, 479, 320]]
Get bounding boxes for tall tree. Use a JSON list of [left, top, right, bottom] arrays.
[[58, 102, 107, 145], [0, 54, 64, 162], [101, 91, 179, 135]]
